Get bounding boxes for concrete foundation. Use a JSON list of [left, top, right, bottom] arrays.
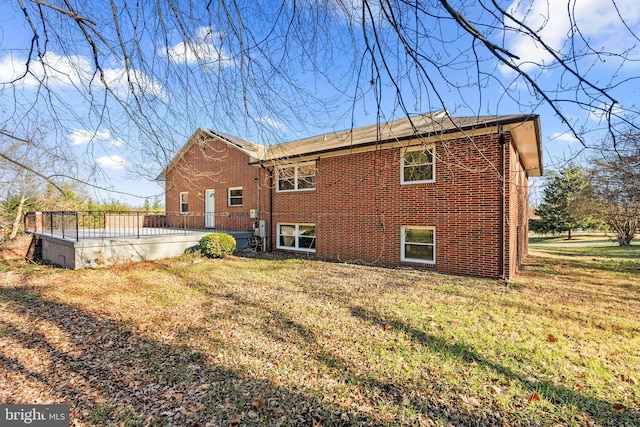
[[35, 231, 255, 269]]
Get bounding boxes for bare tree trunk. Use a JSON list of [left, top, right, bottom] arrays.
[[9, 195, 27, 239]]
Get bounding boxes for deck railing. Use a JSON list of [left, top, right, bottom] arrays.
[[24, 211, 254, 241]]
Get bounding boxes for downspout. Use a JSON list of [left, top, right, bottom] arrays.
[[256, 164, 264, 251], [258, 162, 274, 252], [499, 126, 507, 281], [269, 167, 274, 252], [256, 165, 261, 222]]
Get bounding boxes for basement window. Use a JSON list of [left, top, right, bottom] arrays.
[[401, 226, 435, 264], [277, 223, 316, 252]]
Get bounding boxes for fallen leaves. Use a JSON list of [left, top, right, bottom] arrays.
[[620, 374, 637, 385], [2, 253, 640, 426], [524, 391, 541, 403], [252, 393, 266, 408], [612, 403, 627, 411], [336, 400, 351, 409], [460, 394, 481, 406], [228, 413, 242, 425]]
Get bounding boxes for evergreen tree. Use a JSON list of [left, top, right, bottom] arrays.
[[531, 166, 600, 239], [151, 196, 163, 213], [142, 198, 151, 213]]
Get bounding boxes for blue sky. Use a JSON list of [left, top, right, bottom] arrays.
[[1, 0, 639, 206]]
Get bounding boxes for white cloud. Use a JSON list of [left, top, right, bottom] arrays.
[[162, 26, 232, 67], [69, 129, 111, 146], [502, 0, 569, 73], [0, 51, 164, 98], [0, 52, 92, 88], [295, 0, 383, 25], [102, 67, 165, 98], [258, 116, 286, 131], [327, 0, 383, 23], [502, 0, 640, 74], [96, 155, 128, 170], [588, 103, 626, 122], [551, 132, 579, 144], [0, 54, 28, 85], [68, 128, 126, 147]]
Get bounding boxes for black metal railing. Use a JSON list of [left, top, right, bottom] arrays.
[[23, 211, 253, 241]]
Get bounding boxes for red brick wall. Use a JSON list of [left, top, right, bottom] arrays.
[[165, 137, 267, 231], [505, 140, 529, 278], [272, 133, 509, 278], [166, 131, 530, 278]]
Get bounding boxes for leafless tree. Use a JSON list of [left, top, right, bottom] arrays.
[[0, 126, 79, 238], [1, 0, 639, 189], [587, 129, 640, 245]]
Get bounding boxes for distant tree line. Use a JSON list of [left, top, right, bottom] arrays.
[[531, 129, 640, 246], [0, 184, 163, 242]]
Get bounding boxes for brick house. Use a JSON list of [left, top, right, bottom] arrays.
[[158, 129, 268, 232], [158, 112, 542, 279]]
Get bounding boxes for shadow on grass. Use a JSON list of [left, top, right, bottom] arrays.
[[1, 284, 398, 426], [531, 246, 640, 273], [3, 255, 638, 426], [526, 249, 640, 303], [349, 305, 639, 427], [214, 291, 519, 426]]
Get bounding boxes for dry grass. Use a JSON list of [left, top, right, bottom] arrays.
[[0, 246, 639, 426], [0, 234, 32, 261]]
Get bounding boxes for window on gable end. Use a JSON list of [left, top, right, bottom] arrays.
[[179, 192, 189, 213], [228, 187, 243, 206]]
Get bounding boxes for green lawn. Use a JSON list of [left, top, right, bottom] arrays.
[[0, 247, 638, 426], [529, 233, 611, 244]]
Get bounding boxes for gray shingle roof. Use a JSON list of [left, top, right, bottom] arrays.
[[261, 112, 536, 161], [159, 111, 542, 180]]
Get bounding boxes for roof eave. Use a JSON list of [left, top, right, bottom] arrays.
[[253, 114, 542, 165], [160, 128, 263, 178], [503, 116, 543, 177]]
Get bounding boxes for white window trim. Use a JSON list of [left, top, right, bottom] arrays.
[[400, 226, 435, 264], [179, 192, 189, 214], [276, 223, 316, 253], [228, 186, 243, 207], [401, 145, 436, 184], [276, 162, 316, 192]]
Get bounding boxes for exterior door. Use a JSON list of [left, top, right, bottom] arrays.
[[205, 189, 215, 228]]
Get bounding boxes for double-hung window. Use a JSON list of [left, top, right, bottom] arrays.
[[277, 162, 316, 192], [179, 192, 189, 213], [277, 223, 316, 252], [401, 146, 435, 184], [228, 187, 243, 206], [401, 226, 435, 264]]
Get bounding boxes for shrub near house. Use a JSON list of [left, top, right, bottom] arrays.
[[199, 233, 236, 258]]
